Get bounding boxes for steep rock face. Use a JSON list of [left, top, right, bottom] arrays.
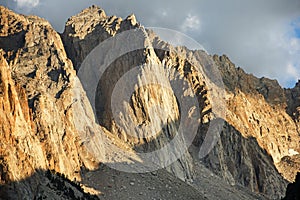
[[151, 38, 289, 199], [280, 81, 300, 182], [213, 55, 300, 182], [286, 81, 300, 128], [61, 6, 292, 199], [0, 51, 99, 199], [199, 121, 287, 198], [0, 50, 45, 183], [215, 54, 287, 106], [62, 6, 195, 181], [0, 6, 103, 185], [278, 155, 300, 183]]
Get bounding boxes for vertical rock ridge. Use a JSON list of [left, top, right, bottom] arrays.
[[0, 6, 103, 186]]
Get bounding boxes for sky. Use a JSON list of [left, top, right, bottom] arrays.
[[1, 0, 300, 88]]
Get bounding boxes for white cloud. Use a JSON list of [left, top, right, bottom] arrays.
[[289, 38, 300, 54], [181, 14, 201, 32], [13, 0, 39, 11], [287, 63, 300, 81]]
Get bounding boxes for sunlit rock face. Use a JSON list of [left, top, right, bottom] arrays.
[[0, 5, 103, 185], [0, 5, 299, 200], [62, 6, 195, 181], [61, 6, 300, 199], [214, 55, 300, 181]]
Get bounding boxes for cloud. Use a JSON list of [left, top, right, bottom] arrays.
[[3, 0, 300, 87], [287, 63, 300, 80], [162, 11, 167, 17], [181, 14, 201, 32], [13, 0, 39, 11]]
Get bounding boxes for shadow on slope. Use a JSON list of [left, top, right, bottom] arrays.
[[191, 119, 288, 199], [0, 169, 99, 200], [283, 172, 300, 200], [81, 163, 207, 200]]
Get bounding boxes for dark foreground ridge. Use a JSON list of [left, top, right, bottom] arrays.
[[283, 172, 300, 200]]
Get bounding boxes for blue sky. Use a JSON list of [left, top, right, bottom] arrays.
[[293, 18, 300, 38], [1, 0, 300, 88], [295, 28, 300, 38]]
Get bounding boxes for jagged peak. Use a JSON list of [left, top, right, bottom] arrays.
[[125, 13, 137, 26], [0, 6, 54, 37], [79, 5, 106, 17], [65, 5, 107, 27], [0, 6, 29, 36], [0, 5, 18, 14], [0, 6, 51, 26], [63, 5, 141, 38]]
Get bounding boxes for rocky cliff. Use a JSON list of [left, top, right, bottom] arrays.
[[214, 55, 300, 183], [0, 6, 106, 199], [0, 5, 299, 200]]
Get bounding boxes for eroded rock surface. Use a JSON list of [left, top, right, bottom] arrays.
[[61, 6, 300, 199], [0, 5, 103, 186], [214, 55, 300, 183]]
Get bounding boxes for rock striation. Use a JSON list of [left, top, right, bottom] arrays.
[[61, 6, 300, 199], [62, 6, 195, 181], [0, 6, 105, 198]]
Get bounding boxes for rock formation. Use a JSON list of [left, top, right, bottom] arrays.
[[0, 6, 105, 198], [213, 55, 300, 183], [0, 5, 299, 200]]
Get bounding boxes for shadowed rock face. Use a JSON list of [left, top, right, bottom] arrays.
[[286, 81, 300, 126], [283, 172, 300, 200], [0, 169, 100, 200], [213, 55, 300, 183], [0, 5, 299, 200]]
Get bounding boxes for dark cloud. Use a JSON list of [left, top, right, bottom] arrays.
[[1, 0, 300, 87]]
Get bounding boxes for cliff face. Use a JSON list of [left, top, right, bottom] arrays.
[[62, 6, 195, 181], [0, 5, 105, 185], [0, 5, 299, 200], [0, 50, 41, 184], [60, 6, 297, 199], [214, 55, 300, 182], [286, 81, 300, 128]]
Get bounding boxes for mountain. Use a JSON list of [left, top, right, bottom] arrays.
[[0, 5, 299, 200]]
